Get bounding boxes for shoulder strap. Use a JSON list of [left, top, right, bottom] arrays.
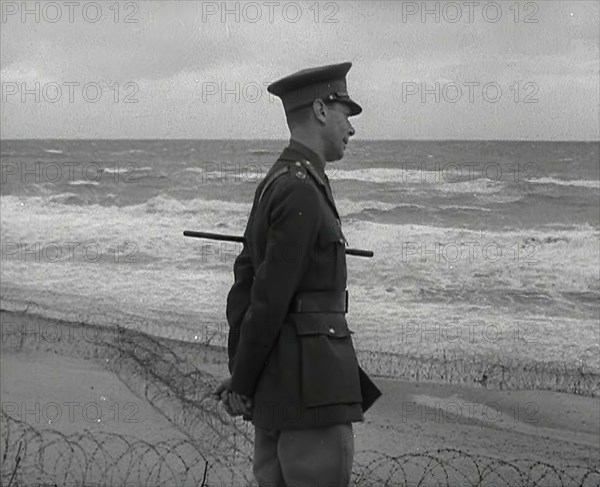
[[258, 166, 289, 203], [258, 162, 307, 203]]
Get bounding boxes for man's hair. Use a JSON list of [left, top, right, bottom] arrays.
[[285, 105, 314, 130]]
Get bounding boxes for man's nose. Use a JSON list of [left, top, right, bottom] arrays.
[[348, 125, 355, 137]]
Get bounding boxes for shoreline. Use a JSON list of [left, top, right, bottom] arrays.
[[1, 308, 599, 486], [2, 304, 599, 398]]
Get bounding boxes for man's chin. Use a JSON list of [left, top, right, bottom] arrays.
[[325, 150, 345, 163]]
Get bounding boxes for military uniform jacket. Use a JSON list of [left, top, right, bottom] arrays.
[[226, 140, 374, 430]]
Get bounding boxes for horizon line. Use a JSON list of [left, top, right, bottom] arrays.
[[2, 137, 599, 143]]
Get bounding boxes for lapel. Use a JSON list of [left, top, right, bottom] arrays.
[[298, 159, 341, 222], [301, 161, 347, 245]]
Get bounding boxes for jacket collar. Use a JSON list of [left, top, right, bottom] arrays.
[[276, 139, 341, 221], [278, 139, 327, 184]]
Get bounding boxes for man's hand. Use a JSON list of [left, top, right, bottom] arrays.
[[212, 376, 253, 419], [212, 377, 232, 400], [227, 391, 253, 418]]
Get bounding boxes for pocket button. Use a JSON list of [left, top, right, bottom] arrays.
[[328, 327, 335, 334]]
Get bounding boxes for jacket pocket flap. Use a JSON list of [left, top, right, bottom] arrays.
[[318, 221, 345, 247], [293, 314, 351, 338]]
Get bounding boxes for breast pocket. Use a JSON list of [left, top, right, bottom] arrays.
[[315, 220, 347, 286], [293, 313, 362, 408]]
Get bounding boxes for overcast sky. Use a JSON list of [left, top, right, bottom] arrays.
[[1, 0, 598, 140]]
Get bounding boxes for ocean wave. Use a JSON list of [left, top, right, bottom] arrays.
[[182, 167, 204, 174], [102, 166, 152, 174], [475, 194, 524, 204], [142, 195, 190, 214], [141, 194, 251, 216], [435, 179, 505, 193], [68, 180, 99, 186], [248, 149, 279, 155], [178, 166, 268, 182], [105, 149, 147, 156], [525, 177, 600, 189], [341, 203, 495, 225], [438, 205, 492, 212], [330, 168, 505, 192], [336, 199, 400, 215], [330, 167, 416, 183], [48, 192, 87, 205]]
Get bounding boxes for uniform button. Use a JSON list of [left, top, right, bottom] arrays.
[[295, 161, 302, 167], [306, 161, 311, 166], [339, 238, 345, 244], [328, 327, 335, 334], [296, 171, 306, 179]]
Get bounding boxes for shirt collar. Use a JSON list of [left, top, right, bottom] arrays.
[[278, 139, 327, 182]]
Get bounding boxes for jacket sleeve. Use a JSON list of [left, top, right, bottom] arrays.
[[225, 214, 255, 374], [230, 177, 322, 397]]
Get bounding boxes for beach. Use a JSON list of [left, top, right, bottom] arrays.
[[1, 309, 599, 486]]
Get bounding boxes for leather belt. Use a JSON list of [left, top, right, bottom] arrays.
[[290, 290, 348, 313]]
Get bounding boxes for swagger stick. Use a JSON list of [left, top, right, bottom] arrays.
[[183, 230, 374, 258]]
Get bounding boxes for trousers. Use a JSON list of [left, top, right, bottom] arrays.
[[253, 423, 354, 487]]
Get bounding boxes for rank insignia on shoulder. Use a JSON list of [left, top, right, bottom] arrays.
[[288, 161, 306, 178]]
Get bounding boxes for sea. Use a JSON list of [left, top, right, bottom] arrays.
[[1, 139, 599, 370]]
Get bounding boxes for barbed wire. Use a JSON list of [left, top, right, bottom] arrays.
[[355, 349, 600, 397], [353, 448, 600, 487], [1, 411, 212, 486], [1, 313, 599, 486], [3, 408, 599, 487]]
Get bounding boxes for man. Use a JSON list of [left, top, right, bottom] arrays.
[[214, 62, 381, 487]]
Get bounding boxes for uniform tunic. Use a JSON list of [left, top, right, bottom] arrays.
[[226, 139, 365, 430]]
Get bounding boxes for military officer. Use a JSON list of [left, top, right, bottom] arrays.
[[214, 62, 381, 487]]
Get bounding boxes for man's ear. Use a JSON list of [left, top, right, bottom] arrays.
[[312, 99, 328, 123]]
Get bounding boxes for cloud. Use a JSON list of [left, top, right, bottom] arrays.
[[1, 0, 598, 139]]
